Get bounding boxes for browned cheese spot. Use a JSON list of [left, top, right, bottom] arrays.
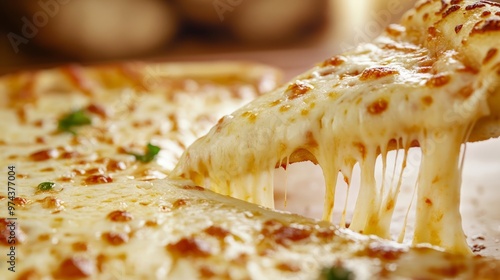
[[471, 19, 500, 35], [55, 257, 94, 278], [359, 67, 399, 81], [423, 13, 429, 21], [425, 198, 433, 206], [286, 81, 314, 100], [182, 185, 205, 191], [418, 66, 433, 73], [32, 119, 43, 127], [86, 104, 107, 119], [40, 167, 54, 172], [85, 175, 113, 185], [365, 244, 404, 261], [465, 3, 486, 10], [322, 56, 346, 67], [106, 160, 127, 172], [241, 111, 258, 122], [204, 225, 230, 239], [280, 105, 291, 112], [0, 218, 26, 245], [72, 242, 88, 252], [268, 99, 282, 107], [274, 225, 311, 246], [455, 24, 464, 33], [173, 199, 188, 208], [483, 48, 498, 64], [428, 264, 466, 278], [86, 167, 102, 175], [442, 5, 461, 18], [107, 210, 133, 222], [102, 232, 129, 246], [472, 243, 486, 252], [30, 148, 59, 161], [426, 74, 451, 87], [427, 26, 439, 38], [421, 96, 434, 106], [14, 197, 29, 207], [199, 266, 216, 278], [145, 220, 158, 227], [60, 151, 80, 159], [38, 233, 50, 241], [450, 0, 462, 4], [167, 237, 211, 257], [385, 199, 395, 211], [38, 196, 63, 210], [96, 254, 107, 273], [353, 142, 367, 160], [367, 99, 389, 115], [432, 176, 440, 183], [458, 85, 474, 98], [482, 10, 492, 17], [276, 263, 301, 272], [457, 65, 479, 74]]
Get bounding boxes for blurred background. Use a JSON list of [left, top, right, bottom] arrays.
[[0, 0, 416, 78]]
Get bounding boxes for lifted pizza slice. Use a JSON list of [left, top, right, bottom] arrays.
[[171, 0, 500, 255]]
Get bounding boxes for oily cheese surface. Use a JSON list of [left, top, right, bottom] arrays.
[[0, 62, 499, 279]]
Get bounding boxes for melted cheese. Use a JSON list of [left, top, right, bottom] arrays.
[[172, 0, 500, 255], [0, 61, 499, 279]]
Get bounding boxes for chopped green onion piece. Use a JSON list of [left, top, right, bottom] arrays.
[[58, 109, 92, 134], [129, 143, 161, 163], [319, 266, 354, 280], [38, 182, 55, 191]]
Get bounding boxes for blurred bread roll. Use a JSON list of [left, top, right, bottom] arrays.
[[174, 0, 327, 44], [228, 0, 327, 44], [25, 0, 178, 60], [173, 0, 225, 27]]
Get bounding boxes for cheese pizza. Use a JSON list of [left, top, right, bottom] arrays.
[[1, 0, 500, 279], [172, 0, 500, 256], [0, 61, 499, 279], [0, 59, 500, 279]]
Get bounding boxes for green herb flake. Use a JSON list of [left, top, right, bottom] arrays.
[[129, 143, 161, 163], [58, 109, 92, 134], [38, 182, 55, 191], [319, 266, 354, 280]]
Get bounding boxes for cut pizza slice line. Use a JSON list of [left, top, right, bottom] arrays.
[[171, 0, 500, 255]]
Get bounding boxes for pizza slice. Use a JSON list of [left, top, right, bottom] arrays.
[[171, 0, 500, 255]]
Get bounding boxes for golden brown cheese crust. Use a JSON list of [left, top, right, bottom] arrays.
[[404, 0, 500, 141]]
